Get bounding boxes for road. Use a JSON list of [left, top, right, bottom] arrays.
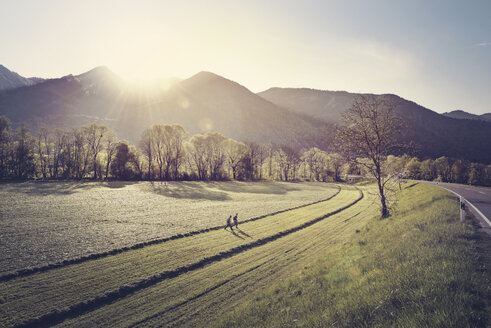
[[421, 181, 491, 235]]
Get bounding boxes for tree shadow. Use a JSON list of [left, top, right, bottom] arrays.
[[209, 181, 301, 195], [101, 181, 139, 189], [0, 181, 111, 196], [143, 181, 231, 201]]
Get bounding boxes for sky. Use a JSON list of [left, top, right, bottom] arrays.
[[1, 0, 490, 114]]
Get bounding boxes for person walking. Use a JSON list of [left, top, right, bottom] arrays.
[[233, 213, 239, 229], [225, 215, 233, 230]]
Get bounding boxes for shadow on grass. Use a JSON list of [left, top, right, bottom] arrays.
[[0, 180, 137, 196], [145, 181, 231, 201], [237, 228, 252, 238], [209, 181, 301, 195], [226, 228, 245, 239], [393, 194, 454, 216], [404, 183, 418, 189]]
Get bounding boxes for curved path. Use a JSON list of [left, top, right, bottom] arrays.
[[422, 181, 491, 235], [1, 186, 370, 328]]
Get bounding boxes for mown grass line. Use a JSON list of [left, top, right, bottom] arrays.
[[1, 188, 357, 328], [53, 188, 378, 328], [13, 188, 361, 328], [129, 191, 378, 328], [212, 183, 491, 328], [127, 258, 276, 328], [0, 186, 341, 283]]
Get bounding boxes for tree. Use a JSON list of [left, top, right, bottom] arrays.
[[111, 142, 136, 180], [148, 124, 188, 180], [245, 141, 266, 180], [451, 159, 468, 184], [186, 132, 227, 180], [337, 95, 402, 218], [420, 159, 436, 181], [83, 123, 108, 179], [302, 147, 322, 181], [139, 127, 154, 180], [276, 145, 300, 181], [225, 139, 248, 180], [37, 127, 53, 179], [434, 156, 451, 182], [13, 124, 36, 179], [468, 162, 485, 185], [0, 116, 12, 178], [405, 157, 421, 179], [104, 131, 118, 179], [328, 153, 345, 182]]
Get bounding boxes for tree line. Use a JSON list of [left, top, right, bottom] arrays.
[[1, 115, 490, 186], [0, 116, 343, 182]]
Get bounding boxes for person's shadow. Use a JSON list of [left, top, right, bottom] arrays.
[[236, 228, 252, 238], [227, 229, 245, 239]]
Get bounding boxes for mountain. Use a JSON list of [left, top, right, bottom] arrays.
[[481, 113, 491, 121], [258, 88, 354, 123], [0, 68, 332, 150], [442, 110, 491, 122], [116, 71, 333, 148], [259, 88, 491, 163], [1, 66, 490, 163], [0, 65, 43, 91], [0, 67, 123, 132]]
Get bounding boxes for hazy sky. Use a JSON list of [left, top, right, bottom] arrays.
[[1, 0, 490, 114]]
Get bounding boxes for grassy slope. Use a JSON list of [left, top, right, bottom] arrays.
[[0, 181, 337, 274], [53, 186, 376, 328], [214, 183, 491, 328], [0, 185, 367, 327]]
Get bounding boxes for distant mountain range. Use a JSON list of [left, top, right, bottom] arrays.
[[259, 88, 491, 163], [0, 65, 490, 163], [442, 110, 491, 122], [0, 65, 44, 90], [0, 65, 332, 150]]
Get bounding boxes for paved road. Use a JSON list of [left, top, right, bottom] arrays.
[[421, 181, 491, 235]]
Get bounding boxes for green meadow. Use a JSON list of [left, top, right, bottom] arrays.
[[0, 182, 489, 327]]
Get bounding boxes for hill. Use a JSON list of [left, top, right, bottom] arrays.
[[0, 66, 332, 149], [259, 88, 491, 163], [442, 109, 491, 122], [0, 65, 43, 91], [1, 65, 490, 162]]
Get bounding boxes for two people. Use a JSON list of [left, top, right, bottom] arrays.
[[224, 213, 239, 230]]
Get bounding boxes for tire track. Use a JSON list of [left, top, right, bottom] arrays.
[[12, 189, 362, 328], [0, 186, 341, 283]]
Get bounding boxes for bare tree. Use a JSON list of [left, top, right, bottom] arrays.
[[104, 131, 118, 179], [328, 153, 345, 182], [226, 139, 248, 180], [0, 116, 13, 178], [84, 123, 108, 179], [139, 128, 154, 180], [186, 132, 227, 180], [276, 145, 300, 181], [337, 95, 402, 218]]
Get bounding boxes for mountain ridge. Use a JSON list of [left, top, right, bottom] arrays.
[[0, 65, 490, 163], [259, 87, 491, 163], [442, 109, 491, 122], [0, 65, 44, 91]]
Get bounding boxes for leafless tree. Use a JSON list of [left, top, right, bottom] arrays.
[[104, 131, 118, 179], [337, 95, 402, 218], [84, 123, 108, 179]]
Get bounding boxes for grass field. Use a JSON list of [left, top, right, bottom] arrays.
[[214, 183, 491, 328], [0, 182, 489, 328], [0, 181, 337, 274]]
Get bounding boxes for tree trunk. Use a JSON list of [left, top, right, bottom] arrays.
[[377, 178, 389, 218]]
